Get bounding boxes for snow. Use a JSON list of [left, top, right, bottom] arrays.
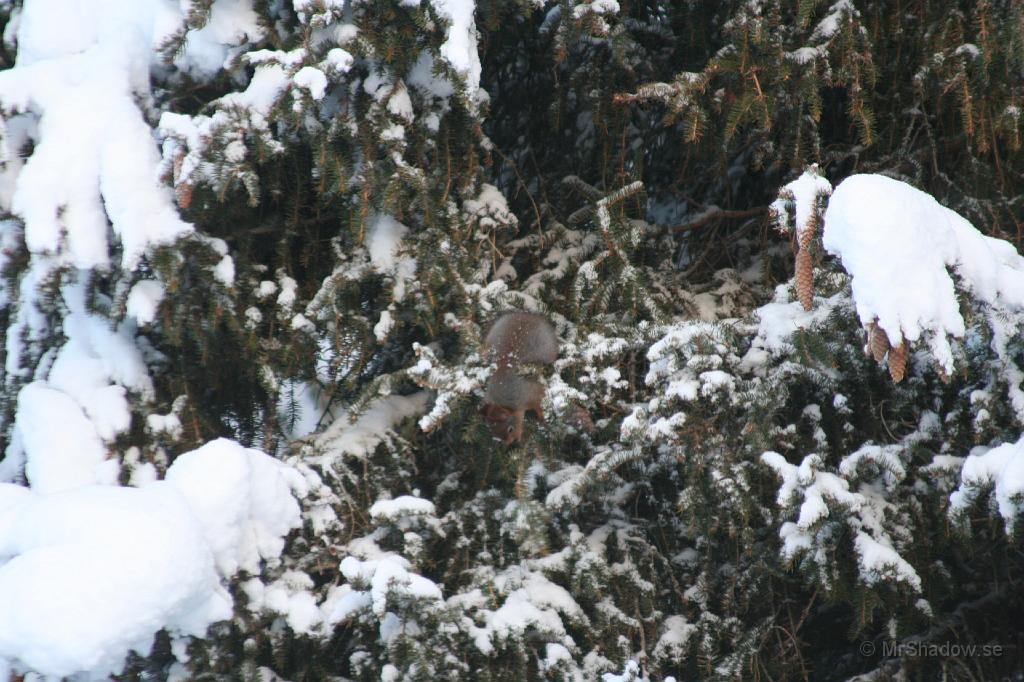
[[337, 555, 442, 618], [369, 495, 436, 520], [740, 288, 842, 370], [387, 81, 415, 121], [214, 254, 236, 286], [433, 0, 482, 95], [368, 213, 408, 270], [374, 308, 395, 341], [277, 274, 298, 310], [470, 587, 569, 654], [812, 0, 855, 40], [147, 411, 183, 439], [277, 380, 332, 439], [772, 167, 832, 241], [0, 0, 194, 270], [164, 439, 305, 576], [954, 43, 980, 59], [258, 280, 278, 298], [762, 451, 923, 591], [325, 47, 355, 74], [463, 183, 517, 231], [245, 572, 323, 635], [315, 393, 431, 460], [221, 63, 291, 115], [950, 436, 1024, 533], [173, 0, 265, 78], [822, 174, 1024, 373], [854, 531, 922, 591], [0, 482, 227, 678], [464, 566, 586, 655], [126, 279, 166, 325], [381, 123, 406, 142], [653, 615, 696, 661], [12, 382, 112, 494], [407, 51, 456, 101], [6, 277, 158, 490], [573, 0, 621, 19], [0, 438, 303, 678], [293, 66, 329, 100], [366, 213, 417, 301], [542, 642, 574, 673], [602, 660, 642, 682]]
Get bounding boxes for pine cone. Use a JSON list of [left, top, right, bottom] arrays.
[[798, 211, 818, 251], [795, 248, 814, 311], [867, 322, 890, 363], [888, 342, 908, 382], [176, 182, 194, 210], [172, 149, 185, 180]]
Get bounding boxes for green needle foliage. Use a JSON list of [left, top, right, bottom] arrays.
[[2, 1, 1024, 680]]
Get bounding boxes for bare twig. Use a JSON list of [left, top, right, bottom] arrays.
[[671, 205, 768, 233], [492, 146, 544, 240]]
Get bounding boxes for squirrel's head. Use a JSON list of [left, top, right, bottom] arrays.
[[480, 404, 517, 444]]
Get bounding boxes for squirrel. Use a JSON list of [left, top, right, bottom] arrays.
[[480, 312, 558, 444]]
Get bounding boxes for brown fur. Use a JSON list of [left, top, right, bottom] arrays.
[[482, 367, 546, 443], [480, 313, 557, 444], [483, 312, 558, 368]]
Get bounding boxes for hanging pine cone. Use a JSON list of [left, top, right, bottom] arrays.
[[798, 210, 818, 251], [867, 322, 890, 363], [175, 182, 194, 210], [795, 248, 814, 311], [888, 342, 908, 382]]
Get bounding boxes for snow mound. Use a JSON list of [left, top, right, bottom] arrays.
[[369, 495, 436, 520], [6, 280, 154, 492], [0, 439, 303, 678], [433, 0, 482, 95], [950, 436, 1024, 534], [0, 0, 194, 269], [822, 173, 1024, 372], [164, 439, 306, 576]]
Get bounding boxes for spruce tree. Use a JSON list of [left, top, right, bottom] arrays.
[[1, 1, 1023, 680]]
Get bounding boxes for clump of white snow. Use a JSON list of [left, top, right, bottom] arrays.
[[462, 184, 517, 231], [770, 166, 832, 241], [0, 438, 305, 678], [334, 554, 442, 619], [244, 571, 323, 635], [293, 66, 329, 100], [127, 279, 166, 325], [315, 393, 431, 460], [366, 213, 417, 302], [0, 0, 194, 269], [433, 0, 482, 95], [164, 439, 306, 576], [950, 436, 1024, 534], [0, 481, 228, 678], [369, 495, 436, 520], [10, 383, 114, 493], [6, 280, 156, 491], [822, 173, 1024, 373]]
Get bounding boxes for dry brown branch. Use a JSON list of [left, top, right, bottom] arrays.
[[671, 205, 767, 233]]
